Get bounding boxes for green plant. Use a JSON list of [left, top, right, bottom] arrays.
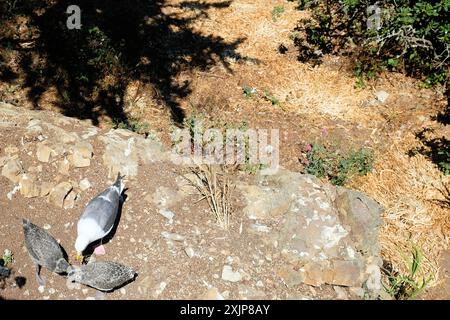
[[382, 245, 433, 300], [113, 118, 151, 135], [242, 85, 257, 98], [2, 249, 13, 266], [264, 91, 281, 106], [272, 6, 285, 22], [292, 0, 449, 87], [304, 143, 374, 186]]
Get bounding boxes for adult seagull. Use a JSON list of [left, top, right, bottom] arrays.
[[75, 173, 125, 262]]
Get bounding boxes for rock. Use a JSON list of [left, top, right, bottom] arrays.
[[63, 191, 78, 209], [136, 137, 167, 164], [152, 281, 167, 298], [48, 182, 73, 208], [36, 143, 56, 163], [238, 285, 266, 300], [161, 231, 185, 242], [333, 286, 348, 300], [1, 158, 24, 183], [5, 145, 19, 155], [79, 178, 91, 191], [38, 285, 45, 293], [197, 287, 225, 300], [81, 127, 98, 139], [71, 141, 93, 167], [335, 188, 382, 257], [238, 184, 292, 220], [245, 169, 383, 292], [40, 182, 53, 197], [184, 247, 195, 258], [19, 174, 40, 198], [221, 265, 242, 283], [375, 90, 389, 103], [151, 186, 183, 208], [159, 208, 175, 222], [99, 133, 139, 178], [277, 266, 305, 287], [249, 223, 271, 233], [349, 287, 365, 299], [58, 158, 70, 175]]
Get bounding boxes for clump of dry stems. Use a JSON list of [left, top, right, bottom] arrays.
[[187, 164, 235, 229]]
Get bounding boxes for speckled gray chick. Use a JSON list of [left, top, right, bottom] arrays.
[[68, 261, 136, 291], [22, 219, 70, 285]]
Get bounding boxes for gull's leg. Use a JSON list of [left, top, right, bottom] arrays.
[[35, 264, 46, 286], [94, 239, 106, 256]]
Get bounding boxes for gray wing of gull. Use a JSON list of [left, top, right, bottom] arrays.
[[80, 187, 120, 234]]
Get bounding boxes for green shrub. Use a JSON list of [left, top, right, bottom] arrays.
[[292, 0, 449, 87], [272, 6, 285, 22], [304, 143, 374, 185]]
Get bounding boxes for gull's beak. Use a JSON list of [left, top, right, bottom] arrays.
[[75, 252, 83, 263]]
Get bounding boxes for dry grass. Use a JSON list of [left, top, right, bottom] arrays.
[[187, 163, 235, 229], [351, 134, 450, 287]]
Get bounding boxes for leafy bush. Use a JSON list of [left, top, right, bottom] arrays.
[[304, 143, 374, 185], [292, 0, 449, 87]]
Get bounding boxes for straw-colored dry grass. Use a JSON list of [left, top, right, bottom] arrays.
[[188, 164, 235, 230], [351, 134, 450, 286]]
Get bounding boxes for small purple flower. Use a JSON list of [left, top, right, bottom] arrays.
[[305, 143, 312, 152], [321, 127, 329, 136]]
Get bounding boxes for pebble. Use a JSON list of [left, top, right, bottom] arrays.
[[48, 288, 56, 294], [120, 288, 126, 295], [43, 224, 51, 230], [184, 247, 195, 258], [82, 289, 89, 295], [161, 231, 185, 241], [221, 265, 242, 282], [38, 285, 45, 293], [159, 208, 175, 222]]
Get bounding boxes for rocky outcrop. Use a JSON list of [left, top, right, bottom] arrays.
[[0, 102, 384, 299], [239, 169, 383, 296]]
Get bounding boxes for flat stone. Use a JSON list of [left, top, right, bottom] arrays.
[[221, 265, 242, 282], [40, 182, 53, 197], [277, 266, 305, 287], [19, 174, 40, 198], [79, 178, 91, 191], [48, 182, 73, 208], [1, 158, 24, 183], [184, 247, 195, 258], [197, 287, 224, 300], [36, 143, 56, 163], [161, 231, 185, 242], [375, 90, 389, 103], [71, 141, 93, 168], [58, 158, 70, 175]]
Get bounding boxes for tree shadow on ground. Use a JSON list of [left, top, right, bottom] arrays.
[[0, 0, 247, 126], [409, 127, 450, 176]]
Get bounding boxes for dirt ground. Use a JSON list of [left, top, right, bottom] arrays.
[[0, 0, 449, 299]]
